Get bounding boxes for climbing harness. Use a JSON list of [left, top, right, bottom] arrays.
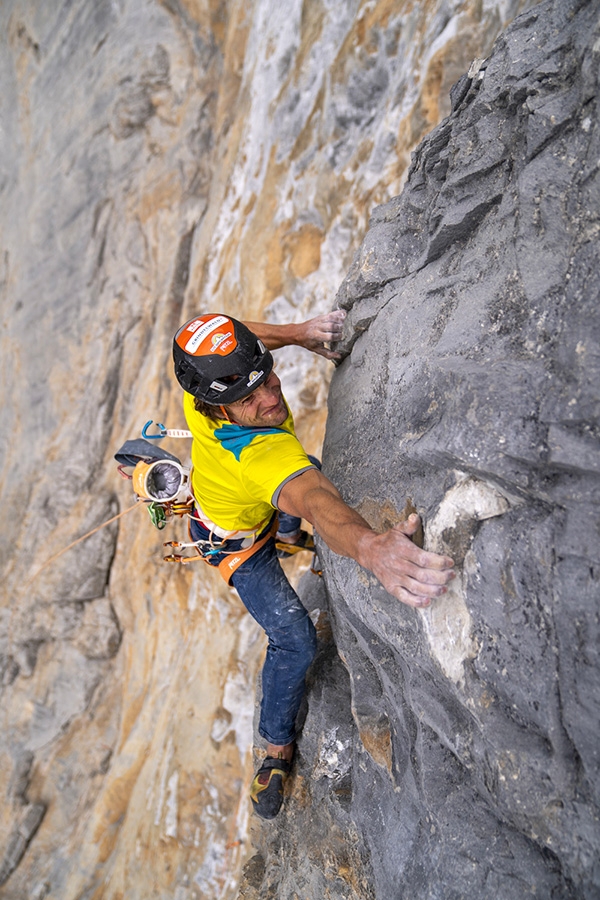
[[163, 515, 279, 584]]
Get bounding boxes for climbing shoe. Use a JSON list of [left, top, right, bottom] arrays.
[[250, 756, 293, 819], [275, 530, 315, 559]]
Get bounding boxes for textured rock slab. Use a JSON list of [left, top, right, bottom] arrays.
[[313, 0, 600, 896]]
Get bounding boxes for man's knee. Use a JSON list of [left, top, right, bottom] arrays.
[[273, 612, 317, 666]]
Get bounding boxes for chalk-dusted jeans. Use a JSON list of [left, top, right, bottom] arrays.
[[189, 509, 317, 746]]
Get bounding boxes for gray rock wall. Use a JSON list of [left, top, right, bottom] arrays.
[[241, 0, 600, 897]]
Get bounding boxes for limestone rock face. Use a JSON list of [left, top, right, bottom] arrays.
[[242, 0, 600, 897], [0, 0, 563, 897]]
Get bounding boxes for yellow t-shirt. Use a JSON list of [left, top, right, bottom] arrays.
[[183, 391, 314, 532]]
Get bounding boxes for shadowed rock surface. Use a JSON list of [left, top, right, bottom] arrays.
[[240, 0, 600, 897]]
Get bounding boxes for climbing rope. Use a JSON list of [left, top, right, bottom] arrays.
[[24, 499, 143, 588]]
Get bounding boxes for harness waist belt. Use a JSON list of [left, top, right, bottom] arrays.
[[190, 504, 265, 541], [216, 517, 278, 584]]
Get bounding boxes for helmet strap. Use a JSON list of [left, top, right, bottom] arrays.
[[219, 405, 233, 422]]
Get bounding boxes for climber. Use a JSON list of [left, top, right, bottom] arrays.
[[172, 311, 455, 819]]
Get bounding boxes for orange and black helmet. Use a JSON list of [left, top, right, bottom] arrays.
[[173, 314, 273, 405]]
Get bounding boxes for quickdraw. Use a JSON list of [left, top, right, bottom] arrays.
[[142, 420, 192, 440], [147, 499, 196, 530], [162, 517, 279, 584]]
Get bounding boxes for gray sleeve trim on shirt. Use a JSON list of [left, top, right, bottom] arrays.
[[271, 465, 316, 509]]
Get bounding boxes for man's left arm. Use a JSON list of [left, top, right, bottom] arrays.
[[243, 310, 345, 360]]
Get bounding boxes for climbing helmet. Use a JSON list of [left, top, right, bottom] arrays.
[[173, 313, 273, 405]]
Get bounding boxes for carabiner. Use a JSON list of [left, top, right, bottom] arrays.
[[142, 420, 167, 440]]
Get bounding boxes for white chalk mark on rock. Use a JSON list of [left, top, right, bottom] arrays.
[[422, 475, 512, 687]]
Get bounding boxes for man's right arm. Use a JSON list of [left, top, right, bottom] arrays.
[[277, 468, 455, 609]]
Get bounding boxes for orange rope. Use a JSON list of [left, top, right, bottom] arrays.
[[24, 499, 143, 588]]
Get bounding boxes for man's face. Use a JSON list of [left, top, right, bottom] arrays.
[[225, 371, 288, 427]]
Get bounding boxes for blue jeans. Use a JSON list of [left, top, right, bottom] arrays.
[[189, 503, 318, 746]]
